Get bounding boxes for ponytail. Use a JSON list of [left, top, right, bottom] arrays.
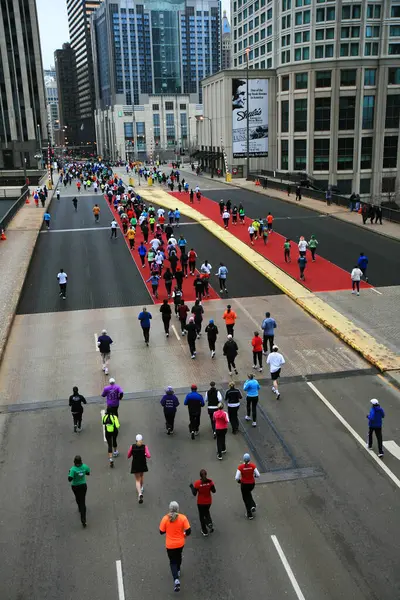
[[168, 501, 179, 522]]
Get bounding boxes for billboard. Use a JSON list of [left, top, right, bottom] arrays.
[[232, 78, 268, 158]]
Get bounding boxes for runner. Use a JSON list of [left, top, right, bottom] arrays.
[[69, 386, 87, 432], [214, 402, 229, 460], [284, 238, 291, 263], [205, 319, 219, 358], [178, 299, 190, 335], [266, 345, 285, 400], [244, 373, 260, 426], [194, 274, 205, 301], [160, 386, 180, 434], [93, 204, 100, 222], [43, 211, 51, 229], [357, 252, 369, 282], [56, 189, 60, 200], [172, 286, 183, 315], [219, 199, 225, 215], [138, 307, 152, 345], [101, 377, 124, 416], [251, 331, 263, 372], [351, 264, 363, 296], [190, 188, 194, 203], [163, 267, 174, 298], [127, 225, 136, 249], [223, 334, 239, 376], [252, 218, 260, 240], [248, 223, 256, 245], [216, 263, 228, 294], [102, 408, 120, 467], [97, 329, 113, 374], [298, 254, 307, 281], [175, 265, 184, 291], [367, 399, 385, 458], [235, 453, 260, 519], [190, 470, 216, 536], [184, 383, 204, 438], [57, 268, 68, 299], [174, 208, 180, 227], [146, 273, 160, 299], [138, 242, 147, 267], [160, 299, 172, 337], [262, 223, 269, 245], [159, 501, 191, 593], [261, 312, 277, 354], [266, 212, 274, 233], [223, 304, 237, 336], [225, 382, 242, 434], [232, 205, 238, 225], [178, 235, 187, 254], [127, 434, 151, 503], [222, 209, 230, 228], [308, 234, 318, 262], [72, 197, 78, 212], [110, 219, 118, 238], [205, 381, 223, 437], [239, 204, 245, 225], [191, 299, 204, 338], [68, 455, 90, 527], [184, 317, 198, 358], [188, 248, 197, 275], [298, 236, 308, 257]]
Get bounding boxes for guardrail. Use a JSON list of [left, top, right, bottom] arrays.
[[0, 187, 24, 198], [0, 184, 29, 231]]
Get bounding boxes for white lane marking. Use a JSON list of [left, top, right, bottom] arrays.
[[383, 441, 400, 460], [40, 227, 110, 233], [370, 288, 383, 295], [233, 298, 260, 329], [271, 535, 306, 600], [116, 560, 126, 600], [94, 333, 99, 351], [100, 410, 106, 442], [307, 382, 400, 490], [171, 324, 181, 340]]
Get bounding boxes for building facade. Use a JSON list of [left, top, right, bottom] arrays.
[[221, 10, 232, 69], [55, 43, 79, 148], [66, 0, 101, 147], [230, 0, 400, 197], [44, 69, 60, 146], [0, 0, 48, 169]]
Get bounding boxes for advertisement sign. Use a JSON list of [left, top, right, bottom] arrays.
[[232, 78, 268, 158]]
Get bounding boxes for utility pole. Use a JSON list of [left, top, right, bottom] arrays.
[[245, 47, 250, 180]]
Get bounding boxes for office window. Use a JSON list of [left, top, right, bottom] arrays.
[[316, 71, 331, 88], [281, 139, 289, 170], [341, 27, 350, 39], [152, 104, 159, 111], [389, 44, 400, 55], [339, 97, 356, 129], [361, 137, 373, 169], [282, 75, 290, 91], [180, 104, 186, 110], [316, 29, 324, 41], [261, 12, 266, 23], [325, 45, 333, 57], [314, 139, 330, 170], [364, 69, 376, 86], [341, 69, 357, 86], [390, 26, 400, 37], [295, 73, 308, 89], [267, 8, 272, 19], [294, 140, 307, 170], [337, 138, 354, 170], [383, 137, 398, 168], [315, 45, 324, 58], [294, 99, 307, 132], [366, 26, 380, 38], [340, 44, 349, 56], [326, 28, 334, 39], [391, 6, 400, 17], [365, 42, 379, 55], [385, 96, 400, 129], [303, 47, 310, 60], [367, 4, 381, 19], [282, 0, 291, 9], [124, 122, 133, 139], [281, 100, 289, 132], [314, 98, 331, 130], [342, 4, 361, 19], [295, 0, 310, 5], [362, 96, 375, 129], [389, 68, 400, 85], [165, 101, 174, 110], [316, 8, 324, 22], [295, 48, 302, 61]]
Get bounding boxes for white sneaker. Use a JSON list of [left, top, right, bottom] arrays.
[[252, 365, 257, 369], [252, 422, 257, 427], [105, 368, 108, 375], [272, 387, 276, 393], [113, 450, 119, 457], [357, 292, 360, 296], [259, 368, 263, 372], [245, 416, 251, 421], [351, 290, 356, 294], [102, 365, 106, 371], [191, 354, 195, 359]]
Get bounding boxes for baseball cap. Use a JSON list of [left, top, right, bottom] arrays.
[[209, 319, 214, 324], [165, 386, 174, 393], [136, 434, 143, 441], [101, 329, 107, 334], [243, 453, 251, 463], [370, 399, 379, 405], [109, 377, 115, 384], [191, 384, 198, 390], [227, 334, 233, 339], [272, 345, 278, 351]]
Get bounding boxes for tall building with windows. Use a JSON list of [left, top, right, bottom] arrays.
[[55, 43, 79, 148], [0, 0, 48, 170], [91, 0, 221, 160], [231, 0, 400, 197], [44, 69, 60, 146], [222, 10, 232, 69]]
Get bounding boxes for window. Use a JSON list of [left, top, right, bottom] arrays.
[[362, 96, 375, 129], [295, 73, 308, 89], [383, 137, 398, 168], [282, 75, 290, 91], [316, 8, 324, 22], [351, 43, 359, 56], [316, 6, 335, 21], [295, 9, 310, 25], [385, 96, 400, 129], [165, 101, 174, 110], [316, 70, 331, 88], [364, 69, 376, 86], [366, 26, 380, 38], [282, 0, 291, 9], [389, 44, 400, 55], [389, 68, 400, 85], [361, 137, 373, 169], [341, 27, 350, 39], [341, 69, 357, 86], [326, 28, 334, 39], [281, 139, 289, 170], [124, 122, 133, 139], [390, 26, 400, 37], [315, 45, 324, 59], [325, 45, 334, 57], [365, 42, 379, 55], [340, 44, 349, 56], [303, 47, 310, 60], [294, 99, 307, 132], [281, 100, 289, 132], [180, 104, 186, 110], [316, 29, 324, 41], [367, 4, 381, 19], [152, 104, 159, 111], [342, 4, 361, 19], [314, 139, 330, 170], [339, 97, 356, 129], [294, 140, 307, 170], [391, 6, 400, 17], [314, 98, 331, 130], [337, 138, 354, 170]]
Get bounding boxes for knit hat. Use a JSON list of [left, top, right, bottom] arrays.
[[227, 334, 233, 339], [109, 377, 115, 384], [370, 399, 379, 405], [191, 384, 198, 390], [209, 319, 214, 324], [243, 453, 251, 463], [165, 386, 174, 393], [136, 434, 143, 441], [189, 316, 194, 322]]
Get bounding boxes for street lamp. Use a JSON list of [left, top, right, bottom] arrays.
[[199, 115, 213, 178], [245, 47, 251, 180], [37, 124, 43, 169]]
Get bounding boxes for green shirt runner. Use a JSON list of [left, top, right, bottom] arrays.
[[68, 463, 90, 486]]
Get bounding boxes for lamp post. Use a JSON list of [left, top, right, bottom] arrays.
[[245, 47, 250, 180], [37, 123, 43, 169], [200, 115, 213, 178]]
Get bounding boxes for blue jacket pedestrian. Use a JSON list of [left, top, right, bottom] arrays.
[[243, 376, 260, 397], [261, 313, 277, 337], [367, 400, 385, 428], [184, 385, 205, 413], [357, 253, 368, 280], [138, 308, 152, 328]]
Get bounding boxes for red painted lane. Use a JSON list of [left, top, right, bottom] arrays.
[[104, 195, 220, 304], [170, 192, 371, 293]]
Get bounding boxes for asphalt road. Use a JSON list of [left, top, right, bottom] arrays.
[[0, 198, 17, 220]]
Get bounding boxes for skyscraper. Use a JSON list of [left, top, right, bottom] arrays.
[[66, 0, 102, 147], [55, 43, 79, 148], [44, 69, 60, 146], [0, 0, 48, 170], [221, 10, 232, 69]]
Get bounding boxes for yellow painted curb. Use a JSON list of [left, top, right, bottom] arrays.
[[139, 186, 400, 372]]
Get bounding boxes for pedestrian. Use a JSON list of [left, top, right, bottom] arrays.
[[368, 204, 375, 224], [68, 455, 90, 527], [110, 219, 118, 238], [367, 399, 385, 457], [243, 373, 260, 426], [127, 225, 136, 249], [174, 208, 180, 227], [102, 407, 120, 467], [190, 188, 194, 203], [295, 185, 301, 201], [361, 203, 368, 224], [160, 299, 172, 337], [168, 209, 175, 225], [222, 209, 230, 228], [284, 238, 291, 263], [223, 334, 239, 376], [97, 328, 113, 374], [205, 381, 223, 437], [357, 252, 369, 282], [219, 199, 225, 215], [93, 204, 100, 222], [180, 251, 189, 277], [261, 312, 277, 354], [262, 223, 269, 245], [178, 235, 187, 254], [128, 434, 151, 502], [266, 212, 273, 233], [351, 264, 363, 296], [205, 319, 219, 358], [266, 345, 285, 399], [146, 273, 160, 299], [163, 267, 174, 298], [214, 402, 229, 460], [235, 454, 260, 519], [138, 242, 147, 267], [160, 386, 180, 434], [298, 236, 308, 257], [138, 307, 152, 345], [194, 274, 205, 301], [374, 206, 383, 225], [248, 224, 256, 245], [172, 286, 183, 315], [225, 382, 242, 434], [72, 196, 78, 211], [287, 183, 291, 196], [190, 469, 216, 536], [57, 268, 68, 299], [308, 235, 318, 262], [191, 299, 204, 338], [223, 304, 237, 336], [185, 317, 198, 358], [175, 265, 184, 290], [184, 384, 205, 438], [298, 254, 307, 281], [232, 205, 238, 225], [159, 501, 191, 593], [69, 386, 87, 432], [178, 299, 189, 334], [188, 248, 197, 275], [251, 331, 263, 372], [216, 263, 228, 294], [239, 204, 245, 224], [101, 377, 124, 416], [43, 211, 51, 229]]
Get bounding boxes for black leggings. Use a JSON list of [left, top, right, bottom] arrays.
[[72, 484, 87, 523], [227, 357, 236, 371], [253, 351, 262, 368], [164, 409, 176, 432], [72, 411, 83, 428], [105, 431, 118, 453], [246, 396, 258, 421], [226, 324, 234, 336], [197, 504, 212, 534], [162, 317, 170, 334], [241, 483, 256, 517], [167, 547, 183, 581]]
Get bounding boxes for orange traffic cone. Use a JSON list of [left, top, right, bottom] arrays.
[[1, 229, 7, 241]]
